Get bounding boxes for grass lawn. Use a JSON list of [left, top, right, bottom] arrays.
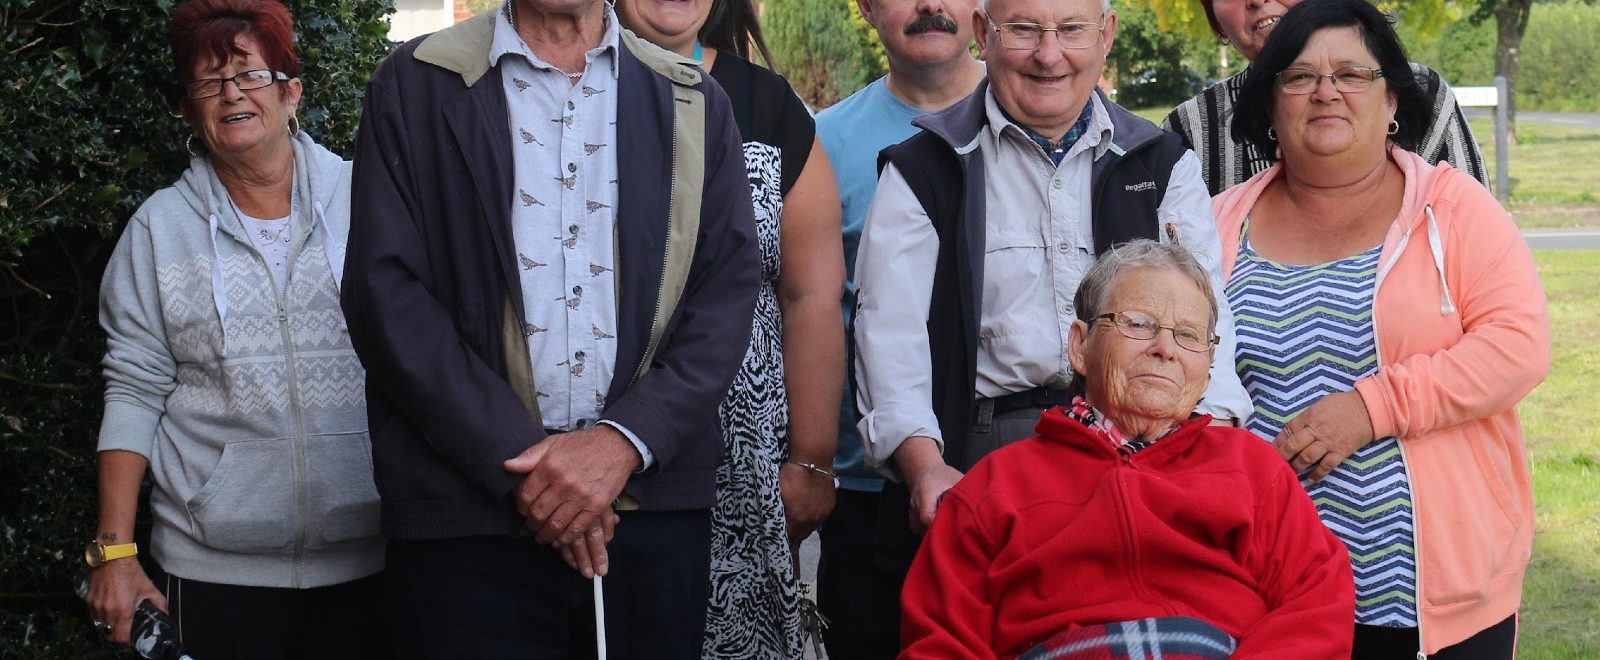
[[1470, 118, 1600, 229], [1519, 249, 1600, 659]]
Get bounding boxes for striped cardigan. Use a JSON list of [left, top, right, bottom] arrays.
[[1163, 63, 1488, 196]]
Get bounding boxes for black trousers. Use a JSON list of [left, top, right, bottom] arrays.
[[819, 400, 1051, 659], [153, 562, 383, 660], [383, 510, 711, 660], [1352, 614, 1517, 659], [817, 488, 903, 660]]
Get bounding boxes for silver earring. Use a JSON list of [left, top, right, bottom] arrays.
[[186, 134, 201, 157], [287, 115, 301, 136], [1267, 126, 1277, 141], [1387, 119, 1399, 135]]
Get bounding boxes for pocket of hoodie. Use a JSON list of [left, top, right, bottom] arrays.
[[1419, 428, 1523, 607], [303, 431, 382, 546], [185, 437, 298, 553]]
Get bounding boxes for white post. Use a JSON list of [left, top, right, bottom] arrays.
[[1494, 75, 1510, 205], [594, 575, 607, 660]]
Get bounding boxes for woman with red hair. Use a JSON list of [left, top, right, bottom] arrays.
[[84, 1, 382, 657]]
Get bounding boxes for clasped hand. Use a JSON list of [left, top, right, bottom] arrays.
[[1274, 391, 1376, 482], [503, 426, 640, 578]]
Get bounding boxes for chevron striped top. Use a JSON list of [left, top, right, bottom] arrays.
[[1227, 229, 1419, 627]]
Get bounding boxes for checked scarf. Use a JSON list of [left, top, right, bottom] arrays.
[[1063, 396, 1169, 457]]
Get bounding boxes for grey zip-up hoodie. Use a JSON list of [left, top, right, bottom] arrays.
[[97, 132, 382, 588]]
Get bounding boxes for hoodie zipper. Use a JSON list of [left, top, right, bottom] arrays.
[[1110, 446, 1180, 616], [232, 200, 311, 589], [1370, 228, 1427, 659]]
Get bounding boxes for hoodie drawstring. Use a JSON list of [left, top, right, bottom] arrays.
[[314, 200, 349, 333], [315, 201, 343, 293], [1423, 205, 1457, 316], [207, 213, 230, 354]]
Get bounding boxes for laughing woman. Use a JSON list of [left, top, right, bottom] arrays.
[[85, 1, 381, 658]]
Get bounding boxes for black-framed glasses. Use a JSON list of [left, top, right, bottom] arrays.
[[1274, 65, 1385, 95], [183, 69, 288, 100], [986, 15, 1107, 50], [1094, 311, 1218, 353]]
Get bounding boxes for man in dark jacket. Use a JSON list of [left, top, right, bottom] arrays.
[[342, 0, 758, 656], [850, 0, 1252, 645]]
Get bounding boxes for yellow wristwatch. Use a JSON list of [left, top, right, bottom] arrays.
[[84, 540, 138, 568]]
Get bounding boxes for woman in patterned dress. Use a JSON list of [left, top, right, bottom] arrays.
[[617, 1, 845, 657], [1211, 0, 1549, 657]]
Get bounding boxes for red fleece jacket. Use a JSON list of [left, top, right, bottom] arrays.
[[900, 410, 1355, 659]]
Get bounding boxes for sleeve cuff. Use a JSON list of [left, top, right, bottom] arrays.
[[598, 420, 655, 472], [1352, 378, 1396, 439], [856, 410, 942, 479], [97, 398, 162, 458]]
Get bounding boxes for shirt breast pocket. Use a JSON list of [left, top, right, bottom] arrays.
[[981, 228, 1048, 307]]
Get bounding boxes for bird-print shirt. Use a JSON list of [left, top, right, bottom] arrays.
[[491, 5, 648, 463]]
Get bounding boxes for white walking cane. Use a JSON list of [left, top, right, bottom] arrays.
[[594, 575, 607, 660]]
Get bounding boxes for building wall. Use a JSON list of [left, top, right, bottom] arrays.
[[388, 0, 455, 42]]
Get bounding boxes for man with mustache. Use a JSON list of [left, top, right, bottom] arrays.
[[814, 0, 985, 655], [851, 0, 1253, 647]]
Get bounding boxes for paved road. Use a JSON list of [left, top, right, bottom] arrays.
[[1465, 109, 1600, 129], [1525, 229, 1600, 249]]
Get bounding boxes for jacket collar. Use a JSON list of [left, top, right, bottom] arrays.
[[913, 79, 1166, 159], [415, 11, 497, 87], [415, 9, 699, 89], [1036, 405, 1212, 461]]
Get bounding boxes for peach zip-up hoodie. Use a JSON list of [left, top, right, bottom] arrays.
[[1213, 147, 1550, 654]]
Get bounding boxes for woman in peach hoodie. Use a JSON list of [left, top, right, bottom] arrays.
[[1209, 0, 1550, 656]]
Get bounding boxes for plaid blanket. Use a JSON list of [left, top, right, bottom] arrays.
[[1016, 616, 1237, 660]]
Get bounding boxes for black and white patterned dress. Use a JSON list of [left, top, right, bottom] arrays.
[[701, 54, 816, 660]]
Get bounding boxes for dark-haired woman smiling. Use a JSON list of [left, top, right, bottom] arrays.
[[85, 1, 380, 657], [1213, 0, 1549, 656]]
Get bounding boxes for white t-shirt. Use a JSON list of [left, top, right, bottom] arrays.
[[240, 210, 295, 289]]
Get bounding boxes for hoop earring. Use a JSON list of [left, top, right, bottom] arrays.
[[1267, 126, 1276, 142], [186, 134, 201, 157], [1387, 119, 1399, 136], [1220, 37, 1231, 46], [287, 115, 301, 137]]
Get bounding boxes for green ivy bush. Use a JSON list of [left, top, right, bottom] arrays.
[[766, 0, 887, 109], [0, 1, 393, 657]]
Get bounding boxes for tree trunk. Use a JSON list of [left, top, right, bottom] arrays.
[[1493, 0, 1533, 144]]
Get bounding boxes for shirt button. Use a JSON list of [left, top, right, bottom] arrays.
[[1053, 179, 1063, 190], [1057, 242, 1070, 253], [575, 350, 586, 359], [576, 418, 592, 428], [569, 223, 579, 233], [567, 101, 575, 111], [572, 285, 583, 296], [568, 162, 577, 173]]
